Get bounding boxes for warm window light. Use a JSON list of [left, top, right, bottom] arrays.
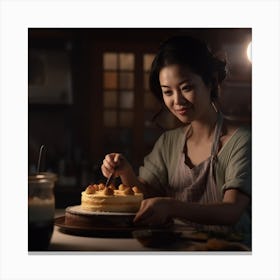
[[247, 41, 252, 62]]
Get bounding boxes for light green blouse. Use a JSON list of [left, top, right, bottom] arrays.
[[139, 125, 252, 238]]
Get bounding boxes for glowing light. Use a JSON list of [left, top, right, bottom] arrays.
[[247, 41, 252, 62]]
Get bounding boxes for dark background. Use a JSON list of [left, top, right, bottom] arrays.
[[28, 28, 251, 207]]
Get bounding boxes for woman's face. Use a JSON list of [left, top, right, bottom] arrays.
[[159, 64, 212, 124]]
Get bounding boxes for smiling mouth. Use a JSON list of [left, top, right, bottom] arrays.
[[176, 110, 187, 115], [175, 107, 191, 115]]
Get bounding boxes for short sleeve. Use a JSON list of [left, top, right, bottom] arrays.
[[139, 133, 169, 196], [222, 131, 251, 196]]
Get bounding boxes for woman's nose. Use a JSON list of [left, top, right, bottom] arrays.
[[174, 91, 186, 105]]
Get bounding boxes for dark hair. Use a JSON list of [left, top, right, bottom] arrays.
[[149, 36, 227, 102]]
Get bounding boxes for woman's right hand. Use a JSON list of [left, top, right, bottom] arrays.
[[101, 153, 132, 179]]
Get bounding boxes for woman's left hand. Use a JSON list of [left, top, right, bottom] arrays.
[[133, 197, 173, 226]]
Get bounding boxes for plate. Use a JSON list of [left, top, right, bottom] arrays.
[[64, 205, 139, 229], [65, 205, 137, 216], [55, 216, 150, 238]]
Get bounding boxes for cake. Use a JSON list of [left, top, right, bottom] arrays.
[[81, 183, 143, 213], [64, 183, 144, 229]]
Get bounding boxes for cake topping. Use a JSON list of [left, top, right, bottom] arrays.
[[132, 186, 141, 193], [85, 185, 96, 194], [101, 187, 114, 196], [119, 184, 129, 191], [98, 183, 105, 190], [108, 184, 116, 190], [84, 183, 143, 196], [123, 187, 134, 195]]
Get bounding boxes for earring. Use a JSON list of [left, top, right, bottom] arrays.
[[211, 101, 218, 113]]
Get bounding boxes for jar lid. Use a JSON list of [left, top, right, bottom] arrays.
[[28, 172, 58, 183]]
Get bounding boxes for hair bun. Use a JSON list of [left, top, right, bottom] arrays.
[[212, 57, 227, 83]]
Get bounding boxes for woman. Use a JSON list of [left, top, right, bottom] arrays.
[[101, 36, 251, 242]]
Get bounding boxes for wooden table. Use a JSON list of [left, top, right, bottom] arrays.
[[48, 209, 250, 252]]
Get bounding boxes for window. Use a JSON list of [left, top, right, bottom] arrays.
[[102, 52, 135, 158], [103, 52, 135, 128]]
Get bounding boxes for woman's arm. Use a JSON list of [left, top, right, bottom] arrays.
[[134, 189, 250, 226], [171, 189, 250, 225]]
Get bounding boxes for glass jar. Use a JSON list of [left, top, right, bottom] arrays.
[[28, 172, 57, 251]]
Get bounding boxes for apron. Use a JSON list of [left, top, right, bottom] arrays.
[[169, 113, 230, 233]]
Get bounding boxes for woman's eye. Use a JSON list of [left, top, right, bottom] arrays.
[[181, 85, 193, 92], [162, 90, 173, 96]]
